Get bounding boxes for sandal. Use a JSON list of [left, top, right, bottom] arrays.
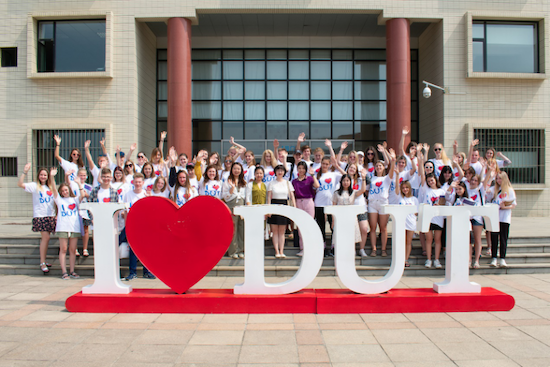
[[422, 251, 427, 257], [83, 249, 89, 257], [370, 250, 377, 257], [61, 273, 69, 280], [381, 251, 388, 257], [405, 261, 410, 268], [69, 272, 80, 279], [75, 249, 80, 257], [40, 263, 49, 274]]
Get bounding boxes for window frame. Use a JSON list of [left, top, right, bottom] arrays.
[[27, 12, 113, 79], [466, 12, 546, 80]]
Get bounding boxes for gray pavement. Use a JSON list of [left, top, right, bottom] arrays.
[[0, 273, 549, 366]]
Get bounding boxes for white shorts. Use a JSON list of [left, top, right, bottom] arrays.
[[368, 199, 388, 214]]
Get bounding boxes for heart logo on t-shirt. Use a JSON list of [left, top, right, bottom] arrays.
[[352, 183, 359, 190], [499, 193, 505, 199], [455, 172, 459, 177], [184, 193, 190, 200], [244, 170, 248, 175], [213, 185, 220, 190], [131, 180, 134, 185], [375, 181, 382, 187], [430, 197, 437, 203], [269, 171, 275, 176], [117, 188, 123, 195], [368, 167, 375, 172], [315, 168, 320, 173], [438, 166, 443, 171], [471, 194, 478, 201], [68, 204, 76, 210], [103, 198, 111, 203], [399, 177, 403, 183], [325, 178, 332, 184], [46, 191, 52, 196], [147, 185, 153, 190], [155, 170, 161, 176]]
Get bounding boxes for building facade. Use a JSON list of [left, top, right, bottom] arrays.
[[0, 0, 548, 217]]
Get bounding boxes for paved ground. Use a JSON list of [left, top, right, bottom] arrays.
[[0, 273, 549, 366]]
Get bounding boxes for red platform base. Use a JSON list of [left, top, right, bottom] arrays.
[[65, 288, 514, 314]]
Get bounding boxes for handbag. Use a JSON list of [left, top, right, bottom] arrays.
[[119, 242, 129, 259]]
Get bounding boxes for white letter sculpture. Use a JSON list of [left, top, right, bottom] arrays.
[[234, 205, 324, 294], [326, 204, 417, 294], [80, 202, 131, 294], [418, 203, 499, 293]]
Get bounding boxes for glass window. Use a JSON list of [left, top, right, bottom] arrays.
[[245, 102, 265, 120], [157, 50, 167, 60], [289, 61, 309, 80], [245, 121, 265, 139], [223, 82, 243, 100], [289, 81, 309, 100], [223, 121, 243, 139], [158, 81, 168, 100], [473, 21, 538, 73], [245, 81, 265, 100], [192, 81, 221, 100], [355, 81, 386, 100], [223, 61, 243, 79], [267, 102, 287, 120], [158, 102, 167, 118], [289, 121, 309, 139], [223, 102, 243, 120], [310, 102, 330, 120], [192, 50, 221, 60], [37, 20, 106, 72], [289, 50, 308, 59], [193, 121, 222, 141], [289, 102, 309, 120], [332, 50, 352, 60], [355, 61, 386, 80], [311, 50, 331, 60], [193, 102, 222, 120], [311, 121, 331, 139], [267, 121, 287, 139], [192, 61, 221, 80], [310, 81, 331, 100], [245, 49, 264, 59], [355, 101, 386, 120], [245, 61, 265, 79], [333, 102, 353, 120], [332, 61, 353, 80], [354, 49, 386, 60], [267, 50, 287, 59], [311, 61, 330, 80], [1, 48, 17, 67], [333, 121, 353, 139], [223, 49, 243, 59], [267, 81, 287, 100], [158, 61, 167, 80], [332, 82, 353, 100], [267, 61, 287, 79]]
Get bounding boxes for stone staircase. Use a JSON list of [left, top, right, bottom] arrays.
[[1, 234, 549, 278]]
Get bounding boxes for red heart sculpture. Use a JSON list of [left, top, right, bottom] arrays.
[[68, 203, 76, 210], [375, 181, 382, 187], [103, 198, 111, 203], [325, 178, 332, 184], [125, 196, 234, 294]]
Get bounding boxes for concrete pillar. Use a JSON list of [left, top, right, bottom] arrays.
[[386, 18, 411, 150], [167, 18, 192, 157]]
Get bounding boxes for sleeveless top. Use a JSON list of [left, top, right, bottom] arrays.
[[251, 182, 267, 205]]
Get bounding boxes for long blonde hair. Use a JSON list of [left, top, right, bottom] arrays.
[[494, 171, 513, 197], [434, 143, 451, 165], [260, 149, 277, 168]]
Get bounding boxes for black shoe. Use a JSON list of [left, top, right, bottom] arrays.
[[143, 273, 156, 279]]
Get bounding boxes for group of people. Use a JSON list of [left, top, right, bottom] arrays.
[[19, 129, 516, 279]]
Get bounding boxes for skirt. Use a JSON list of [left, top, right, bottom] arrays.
[[267, 199, 290, 225], [32, 216, 56, 233]]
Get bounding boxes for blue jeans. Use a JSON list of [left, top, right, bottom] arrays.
[[119, 228, 150, 276]]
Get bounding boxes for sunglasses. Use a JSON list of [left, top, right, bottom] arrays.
[[434, 148, 442, 151], [225, 160, 232, 163], [125, 164, 133, 167], [137, 155, 145, 159], [366, 152, 374, 156]]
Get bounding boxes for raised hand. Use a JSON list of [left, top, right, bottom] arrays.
[[273, 139, 279, 148], [100, 137, 106, 147], [230, 136, 235, 145], [382, 141, 387, 149], [130, 143, 137, 151], [160, 131, 167, 141], [308, 167, 315, 176], [65, 169, 75, 177], [402, 127, 409, 135], [471, 139, 479, 147], [84, 140, 91, 150], [24, 163, 31, 174], [377, 144, 385, 152], [298, 132, 305, 143], [50, 167, 58, 177], [453, 140, 458, 149], [389, 148, 396, 160], [324, 139, 332, 148], [53, 135, 61, 145], [361, 168, 367, 179], [424, 143, 430, 152], [340, 141, 348, 150]]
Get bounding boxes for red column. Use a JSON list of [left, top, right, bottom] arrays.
[[386, 18, 411, 151], [167, 18, 192, 158]]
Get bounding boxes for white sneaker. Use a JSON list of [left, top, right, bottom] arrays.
[[434, 259, 442, 269], [489, 258, 498, 267], [297, 251, 303, 257], [425, 260, 432, 268], [231, 254, 239, 259], [499, 258, 508, 268], [359, 249, 368, 257], [238, 253, 245, 259]]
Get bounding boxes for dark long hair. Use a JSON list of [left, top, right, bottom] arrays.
[[439, 166, 453, 186], [336, 174, 353, 196], [229, 162, 246, 188]]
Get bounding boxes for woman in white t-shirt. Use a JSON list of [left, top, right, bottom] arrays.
[[53, 134, 84, 183], [487, 171, 516, 269], [18, 163, 56, 274], [141, 162, 156, 192], [50, 168, 83, 280], [260, 149, 277, 185], [151, 176, 170, 199], [367, 151, 396, 258], [267, 165, 296, 258], [429, 143, 452, 178], [219, 155, 233, 184], [198, 165, 223, 199], [314, 157, 343, 255], [395, 178, 419, 268], [169, 170, 198, 207], [222, 162, 248, 259]]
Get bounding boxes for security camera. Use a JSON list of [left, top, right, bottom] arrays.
[[423, 86, 431, 98]]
